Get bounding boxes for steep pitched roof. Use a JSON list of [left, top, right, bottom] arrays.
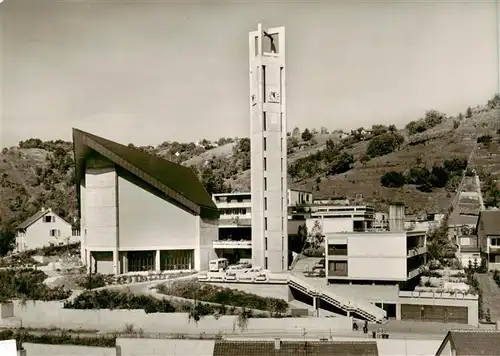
[[16, 209, 70, 230], [435, 330, 500, 356], [73, 129, 218, 219], [16, 209, 49, 230], [476, 210, 500, 236], [213, 340, 379, 356]]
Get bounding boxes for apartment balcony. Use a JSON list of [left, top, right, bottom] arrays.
[[488, 246, 500, 254], [407, 246, 427, 258], [215, 201, 251, 209], [213, 240, 252, 249], [218, 217, 252, 228]]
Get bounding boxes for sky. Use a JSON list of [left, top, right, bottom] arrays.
[[1, 0, 499, 148]]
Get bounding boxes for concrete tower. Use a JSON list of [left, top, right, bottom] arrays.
[[249, 24, 288, 272]]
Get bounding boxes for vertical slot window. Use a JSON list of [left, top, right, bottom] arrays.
[[264, 197, 268, 211], [265, 238, 268, 250], [264, 157, 267, 170], [263, 112, 267, 131], [264, 177, 267, 191], [263, 137, 267, 151], [262, 65, 266, 102], [265, 218, 268, 230]]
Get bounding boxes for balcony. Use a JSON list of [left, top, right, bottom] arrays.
[[327, 245, 348, 256], [213, 240, 252, 249]]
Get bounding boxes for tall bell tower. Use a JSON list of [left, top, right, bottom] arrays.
[[249, 24, 288, 272]]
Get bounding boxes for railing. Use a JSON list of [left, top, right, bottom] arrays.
[[212, 240, 252, 248], [287, 275, 387, 323], [328, 270, 348, 277], [399, 290, 478, 300]]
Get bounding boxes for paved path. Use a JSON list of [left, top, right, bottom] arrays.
[[475, 273, 500, 321]]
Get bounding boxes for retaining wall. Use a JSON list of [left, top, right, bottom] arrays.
[[7, 301, 352, 335]]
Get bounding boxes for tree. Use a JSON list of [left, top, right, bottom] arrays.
[[292, 127, 301, 138], [465, 107, 472, 118], [388, 124, 397, 132], [301, 128, 313, 141], [380, 171, 405, 188], [330, 152, 354, 175], [200, 169, 227, 195], [0, 225, 16, 256], [366, 132, 404, 158], [371, 124, 388, 137], [429, 166, 449, 188], [235, 138, 250, 153]]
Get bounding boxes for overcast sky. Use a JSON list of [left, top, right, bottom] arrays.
[[1, 0, 498, 148]]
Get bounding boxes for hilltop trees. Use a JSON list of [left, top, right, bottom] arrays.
[[380, 157, 467, 192]]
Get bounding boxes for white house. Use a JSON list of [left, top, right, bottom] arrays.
[[73, 129, 219, 275], [15, 208, 76, 252], [307, 204, 375, 233]]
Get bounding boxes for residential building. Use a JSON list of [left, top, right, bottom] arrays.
[[73, 129, 219, 275], [212, 189, 313, 264], [288, 189, 313, 207], [212, 192, 252, 264], [325, 230, 427, 285], [435, 330, 500, 356], [476, 210, 500, 270], [15, 208, 78, 252], [249, 24, 288, 272], [373, 212, 389, 231], [306, 204, 375, 233], [213, 339, 379, 356], [456, 235, 481, 268]]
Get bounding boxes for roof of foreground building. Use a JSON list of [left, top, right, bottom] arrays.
[[73, 128, 218, 219], [213, 340, 379, 356]]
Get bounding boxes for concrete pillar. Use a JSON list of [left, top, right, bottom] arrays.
[[113, 249, 119, 275], [121, 253, 128, 274], [155, 250, 161, 272], [312, 297, 317, 310], [86, 250, 92, 273], [396, 303, 401, 320]]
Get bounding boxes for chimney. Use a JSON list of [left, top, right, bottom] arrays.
[[274, 338, 281, 350], [389, 202, 405, 232]]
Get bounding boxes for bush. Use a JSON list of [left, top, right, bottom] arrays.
[[0, 268, 70, 301], [157, 281, 288, 314], [380, 171, 405, 188], [477, 135, 492, 145], [64, 289, 176, 313], [73, 273, 108, 290], [0, 328, 116, 347], [301, 129, 313, 141], [493, 270, 500, 288]]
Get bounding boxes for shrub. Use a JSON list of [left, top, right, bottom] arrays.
[[64, 289, 176, 313], [158, 281, 288, 314], [73, 273, 108, 290], [477, 135, 492, 145], [380, 171, 405, 188], [0, 328, 116, 347], [0, 268, 70, 301]]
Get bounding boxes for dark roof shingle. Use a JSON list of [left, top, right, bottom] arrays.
[[16, 209, 50, 230], [437, 330, 500, 356], [213, 340, 379, 356], [73, 129, 218, 218], [477, 210, 500, 236]]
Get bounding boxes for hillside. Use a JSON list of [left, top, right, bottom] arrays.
[[0, 96, 498, 233]]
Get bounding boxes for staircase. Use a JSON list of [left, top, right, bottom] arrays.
[[288, 274, 387, 323]]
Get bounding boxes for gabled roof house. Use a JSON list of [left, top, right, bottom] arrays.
[[435, 330, 500, 356], [15, 207, 75, 252], [73, 129, 219, 275], [476, 210, 500, 271]]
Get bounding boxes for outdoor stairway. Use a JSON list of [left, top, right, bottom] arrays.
[[288, 274, 387, 324]]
